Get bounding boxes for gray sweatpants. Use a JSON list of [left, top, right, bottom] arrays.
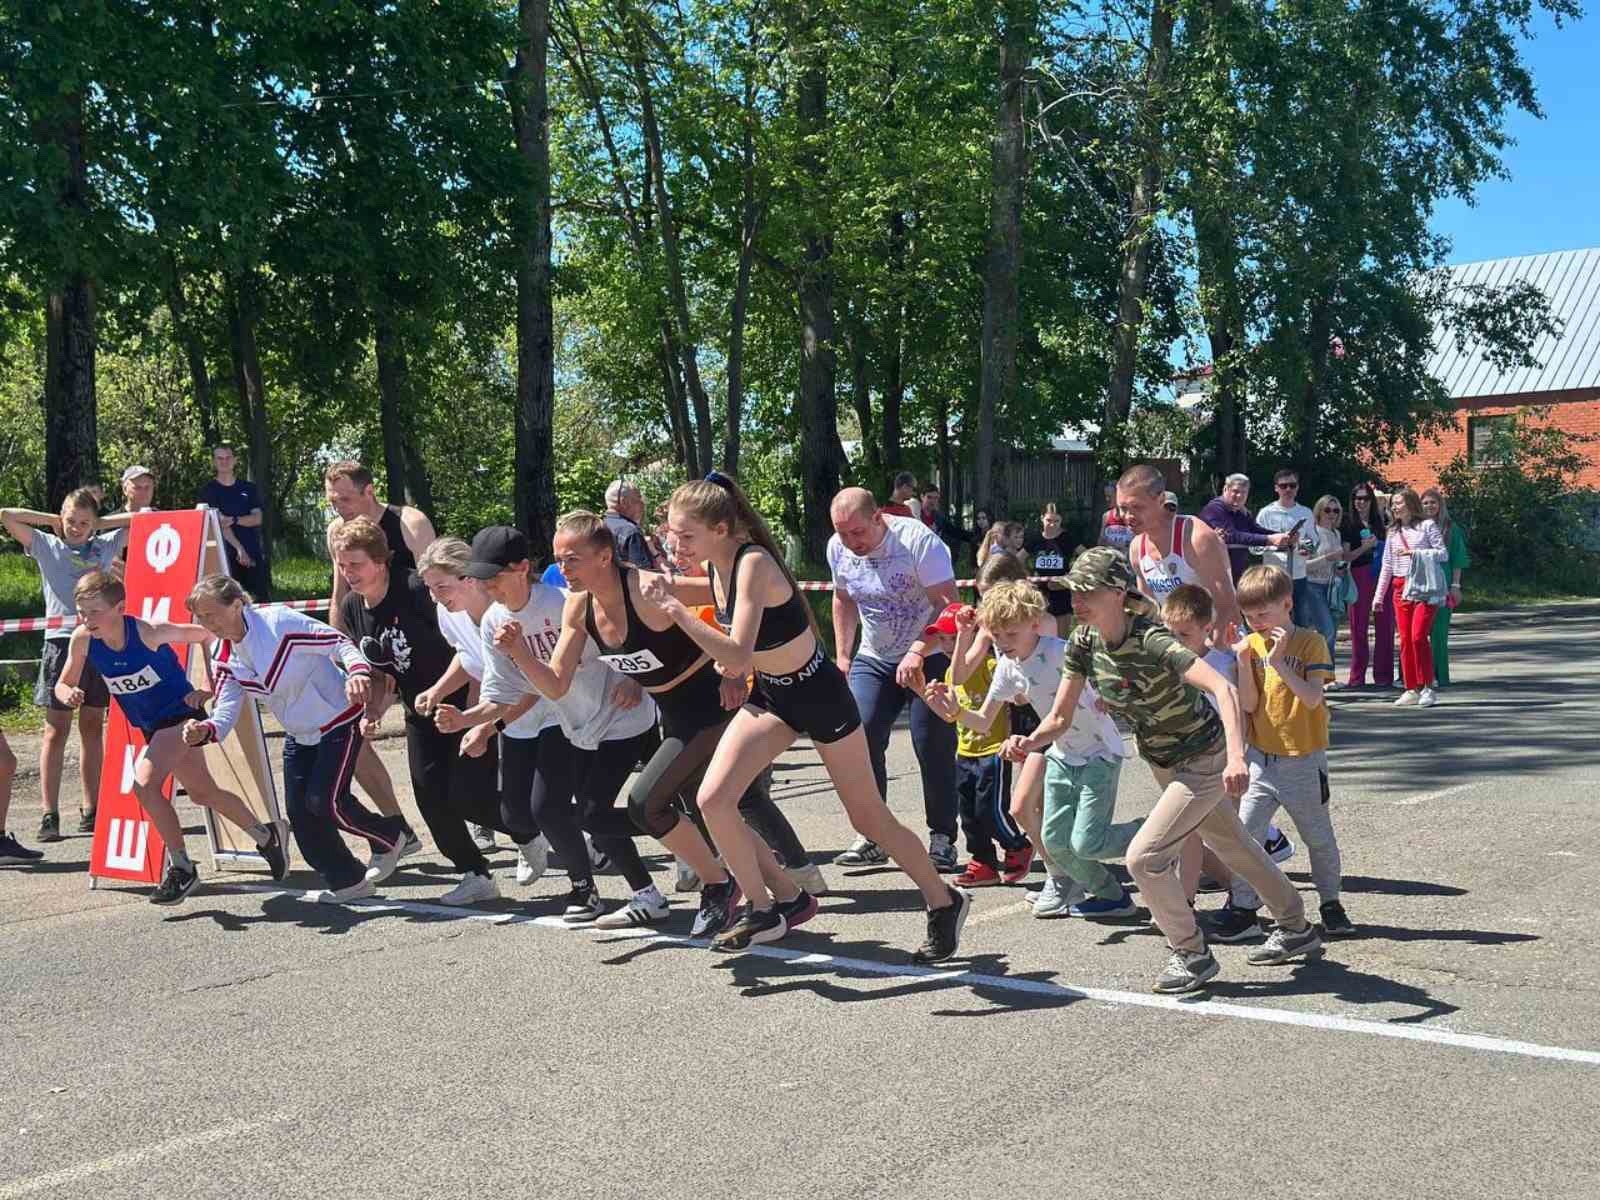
[[1231, 747, 1342, 909]]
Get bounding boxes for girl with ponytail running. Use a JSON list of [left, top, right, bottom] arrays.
[[642, 474, 970, 961]]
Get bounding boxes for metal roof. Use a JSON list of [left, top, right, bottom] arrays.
[[1429, 247, 1600, 400]]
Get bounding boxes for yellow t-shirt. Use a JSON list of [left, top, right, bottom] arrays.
[[950, 656, 1008, 758], [1244, 628, 1332, 756]]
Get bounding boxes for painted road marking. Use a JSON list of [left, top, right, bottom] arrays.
[[0, 1114, 291, 1199], [215, 883, 1600, 1069]]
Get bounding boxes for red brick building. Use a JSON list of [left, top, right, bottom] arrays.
[[1378, 247, 1600, 490]]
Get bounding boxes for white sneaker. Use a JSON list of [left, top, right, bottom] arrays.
[[1031, 875, 1085, 918], [515, 835, 550, 885], [1394, 689, 1420, 706], [440, 871, 500, 906], [313, 877, 375, 904], [786, 860, 829, 897], [594, 886, 670, 928], [673, 859, 702, 893], [399, 831, 424, 858], [471, 824, 498, 852], [365, 839, 406, 883], [1418, 687, 1438, 707]]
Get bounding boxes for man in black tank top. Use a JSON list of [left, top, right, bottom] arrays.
[[322, 458, 438, 831]]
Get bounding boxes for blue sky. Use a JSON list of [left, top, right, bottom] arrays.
[[1430, 7, 1599, 265]]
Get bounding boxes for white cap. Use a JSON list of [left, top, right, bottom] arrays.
[[121, 464, 155, 484]]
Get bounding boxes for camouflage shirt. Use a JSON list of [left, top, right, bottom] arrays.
[[1064, 612, 1223, 768]]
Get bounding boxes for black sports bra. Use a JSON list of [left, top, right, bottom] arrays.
[[583, 565, 705, 687], [709, 544, 811, 652]]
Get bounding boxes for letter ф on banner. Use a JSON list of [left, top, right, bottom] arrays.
[[89, 512, 208, 886]]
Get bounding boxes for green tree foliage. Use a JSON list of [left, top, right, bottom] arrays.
[[0, 0, 1576, 560]]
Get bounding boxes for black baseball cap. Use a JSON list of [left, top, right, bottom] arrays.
[[464, 525, 530, 579]]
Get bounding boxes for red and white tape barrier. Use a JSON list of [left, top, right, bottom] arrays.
[[0, 578, 1056, 635]]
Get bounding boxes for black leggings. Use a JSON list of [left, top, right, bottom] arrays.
[[627, 664, 811, 866], [502, 725, 659, 893], [405, 716, 511, 876]]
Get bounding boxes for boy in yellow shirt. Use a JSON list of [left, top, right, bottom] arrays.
[[1204, 565, 1354, 941], [923, 603, 1034, 886]]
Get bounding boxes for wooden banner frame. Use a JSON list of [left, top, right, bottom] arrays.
[[191, 507, 285, 870]]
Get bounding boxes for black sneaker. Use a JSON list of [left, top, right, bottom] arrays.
[[38, 812, 63, 843], [711, 905, 788, 952], [912, 885, 972, 964], [1202, 903, 1264, 944], [778, 890, 819, 929], [77, 809, 98, 834], [561, 884, 604, 925], [0, 831, 45, 865], [690, 879, 742, 938], [1319, 899, 1356, 938], [150, 862, 200, 905], [257, 825, 289, 882]]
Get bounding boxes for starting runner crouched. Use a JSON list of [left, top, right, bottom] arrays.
[[55, 571, 287, 904]]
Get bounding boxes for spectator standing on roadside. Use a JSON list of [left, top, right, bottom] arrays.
[[198, 445, 272, 601], [1421, 487, 1469, 688], [1255, 468, 1316, 627], [1199, 474, 1293, 583]]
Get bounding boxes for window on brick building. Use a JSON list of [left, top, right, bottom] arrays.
[[1467, 414, 1515, 467]]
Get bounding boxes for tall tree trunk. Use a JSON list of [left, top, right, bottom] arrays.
[[44, 282, 98, 510], [225, 271, 274, 548], [977, 0, 1031, 516], [41, 91, 97, 510], [165, 256, 218, 448], [793, 4, 843, 562], [374, 307, 435, 513], [1299, 296, 1333, 462], [1101, 0, 1175, 474], [556, 1, 692, 479], [660, 320, 699, 476], [883, 211, 907, 472], [725, 35, 762, 476], [628, 22, 713, 473], [511, 0, 557, 547], [845, 312, 879, 482], [1189, 0, 1247, 482]]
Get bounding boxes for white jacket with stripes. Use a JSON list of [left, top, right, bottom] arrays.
[[205, 605, 371, 746]]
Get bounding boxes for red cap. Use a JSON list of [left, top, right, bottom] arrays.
[[923, 602, 965, 638]]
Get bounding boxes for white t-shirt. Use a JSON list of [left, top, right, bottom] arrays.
[[1256, 501, 1316, 579], [985, 634, 1125, 765], [436, 605, 487, 681], [827, 515, 956, 661], [480, 583, 655, 749], [1201, 647, 1237, 715]]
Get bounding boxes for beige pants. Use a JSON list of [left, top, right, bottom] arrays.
[[1127, 743, 1307, 954]]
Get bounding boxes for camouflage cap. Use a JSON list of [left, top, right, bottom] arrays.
[[1064, 546, 1137, 592]]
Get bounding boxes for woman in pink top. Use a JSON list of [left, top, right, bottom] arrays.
[[1372, 488, 1445, 707]]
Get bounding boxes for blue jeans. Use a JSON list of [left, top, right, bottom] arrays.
[[1290, 577, 1312, 630], [1301, 580, 1338, 671], [848, 652, 957, 840], [283, 723, 406, 890]]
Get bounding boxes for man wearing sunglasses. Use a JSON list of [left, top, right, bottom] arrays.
[[1256, 468, 1316, 627]]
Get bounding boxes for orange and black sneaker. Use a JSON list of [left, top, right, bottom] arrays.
[[954, 859, 1002, 888], [1000, 845, 1035, 884]]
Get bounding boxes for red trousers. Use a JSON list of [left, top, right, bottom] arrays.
[[1392, 579, 1438, 690]]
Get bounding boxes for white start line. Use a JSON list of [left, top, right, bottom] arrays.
[[212, 882, 1600, 1070]]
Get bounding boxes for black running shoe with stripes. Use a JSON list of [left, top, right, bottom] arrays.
[[691, 879, 741, 939], [778, 890, 818, 930]]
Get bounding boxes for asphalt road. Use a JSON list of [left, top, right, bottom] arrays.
[[4, 603, 1599, 1199]]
